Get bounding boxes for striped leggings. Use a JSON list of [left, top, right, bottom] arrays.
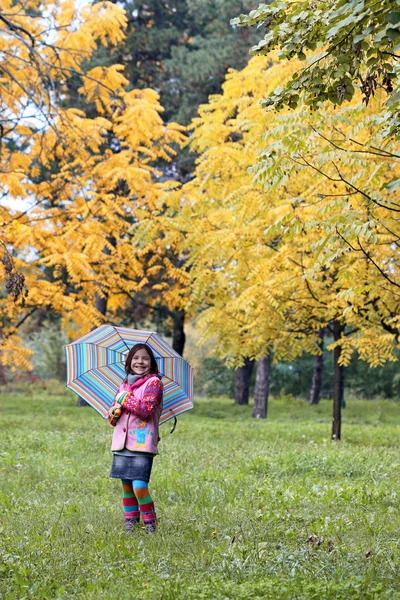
[[121, 479, 156, 526]]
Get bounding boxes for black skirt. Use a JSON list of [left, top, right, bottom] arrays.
[[109, 452, 154, 482]]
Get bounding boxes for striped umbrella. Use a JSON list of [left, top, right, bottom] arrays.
[[65, 325, 194, 425]]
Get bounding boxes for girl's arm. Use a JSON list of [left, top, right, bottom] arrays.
[[120, 379, 163, 419]]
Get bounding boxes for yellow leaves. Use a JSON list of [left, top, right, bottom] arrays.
[[114, 88, 185, 155], [347, 332, 398, 367], [0, 149, 30, 173], [0, 0, 192, 369], [328, 337, 354, 367], [15, 125, 34, 137], [55, 2, 126, 69], [56, 0, 77, 27], [78, 65, 128, 114], [0, 336, 34, 372], [0, 0, 127, 138], [81, 2, 127, 48], [69, 299, 106, 334], [160, 50, 400, 368], [2, 1, 398, 375], [7, 221, 32, 247], [2, 177, 26, 199]]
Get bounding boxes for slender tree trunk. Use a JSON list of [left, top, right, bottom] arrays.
[[332, 320, 343, 441], [172, 310, 185, 356], [340, 365, 346, 408], [95, 293, 108, 316], [76, 396, 90, 407], [309, 328, 325, 405], [0, 362, 7, 385], [94, 239, 112, 317], [235, 358, 255, 405], [252, 355, 271, 418]]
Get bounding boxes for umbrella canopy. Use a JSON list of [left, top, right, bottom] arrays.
[[65, 325, 194, 425]]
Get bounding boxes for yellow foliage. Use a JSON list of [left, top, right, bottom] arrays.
[[156, 54, 400, 367], [0, 336, 34, 371], [0, 0, 186, 366]]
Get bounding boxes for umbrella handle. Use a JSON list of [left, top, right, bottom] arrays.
[[170, 416, 177, 434]]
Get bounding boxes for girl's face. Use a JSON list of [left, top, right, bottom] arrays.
[[131, 348, 151, 375]]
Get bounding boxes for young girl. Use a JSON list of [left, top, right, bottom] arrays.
[[108, 343, 163, 533]]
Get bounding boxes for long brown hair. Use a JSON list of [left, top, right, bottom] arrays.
[[124, 343, 159, 379]]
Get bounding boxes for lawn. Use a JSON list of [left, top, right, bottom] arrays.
[[0, 389, 399, 599]]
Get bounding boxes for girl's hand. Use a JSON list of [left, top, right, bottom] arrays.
[[109, 403, 122, 417], [108, 403, 122, 426]]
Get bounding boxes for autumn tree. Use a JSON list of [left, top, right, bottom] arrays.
[[227, 0, 400, 433], [0, 0, 126, 366], [231, 2, 400, 300], [148, 54, 400, 438], [0, 0, 187, 370], [55, 0, 260, 357]]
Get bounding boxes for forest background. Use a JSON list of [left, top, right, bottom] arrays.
[[1, 0, 400, 431]]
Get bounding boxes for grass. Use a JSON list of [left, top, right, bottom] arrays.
[[0, 389, 399, 600]]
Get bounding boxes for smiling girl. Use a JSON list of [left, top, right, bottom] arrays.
[[108, 344, 163, 533]]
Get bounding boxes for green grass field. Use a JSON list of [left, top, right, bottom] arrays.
[[0, 389, 399, 600]]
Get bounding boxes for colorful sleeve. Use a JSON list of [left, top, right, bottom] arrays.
[[120, 379, 163, 419], [114, 390, 131, 405]]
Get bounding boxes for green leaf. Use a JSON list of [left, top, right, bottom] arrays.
[[386, 12, 400, 25], [367, 55, 378, 66], [354, 25, 374, 44], [326, 12, 367, 39], [374, 29, 389, 43], [383, 178, 400, 192], [387, 28, 400, 41]]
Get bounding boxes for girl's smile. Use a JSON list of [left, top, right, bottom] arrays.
[[131, 349, 151, 375]]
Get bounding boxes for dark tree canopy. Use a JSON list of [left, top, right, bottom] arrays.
[[64, 0, 259, 125]]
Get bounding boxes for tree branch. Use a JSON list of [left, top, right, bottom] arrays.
[[331, 162, 400, 212]]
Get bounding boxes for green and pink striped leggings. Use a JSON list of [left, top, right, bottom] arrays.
[[121, 479, 156, 526]]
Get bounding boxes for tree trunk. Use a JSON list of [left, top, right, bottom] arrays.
[[340, 365, 346, 409], [309, 328, 325, 405], [95, 293, 108, 316], [252, 355, 271, 418], [235, 358, 255, 405], [76, 396, 90, 407], [172, 309, 185, 356], [0, 362, 7, 385], [332, 320, 343, 441]]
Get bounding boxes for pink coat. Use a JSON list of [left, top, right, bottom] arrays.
[[110, 375, 163, 455]]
